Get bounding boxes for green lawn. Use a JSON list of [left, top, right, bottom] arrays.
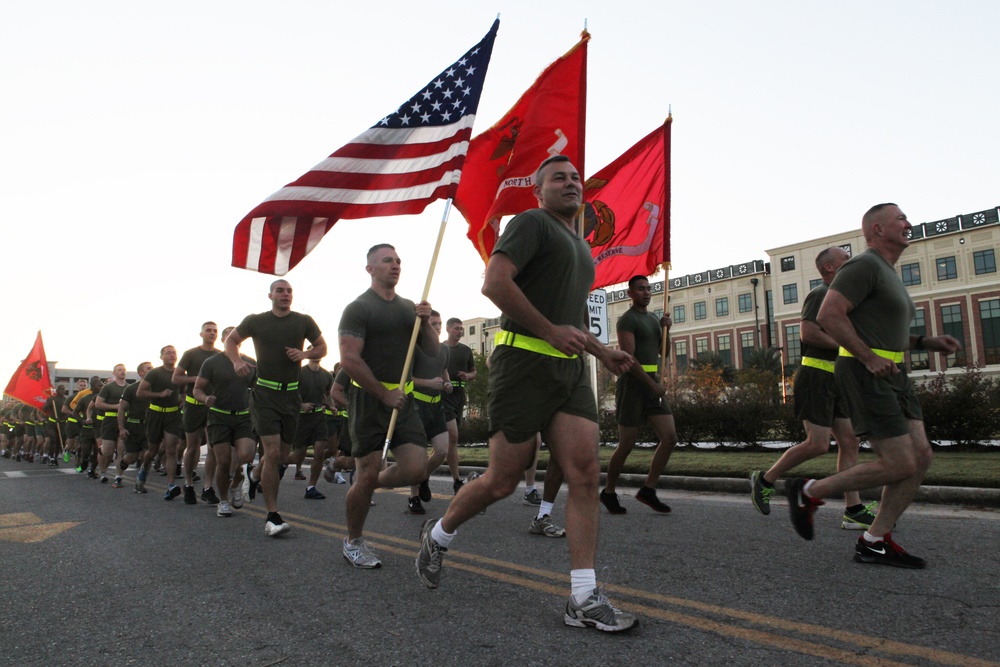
[[452, 446, 1000, 489]]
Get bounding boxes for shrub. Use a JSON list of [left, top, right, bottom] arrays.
[[915, 367, 1000, 446]]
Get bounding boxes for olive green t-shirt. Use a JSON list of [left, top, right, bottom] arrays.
[[198, 353, 254, 412], [339, 289, 418, 384], [144, 366, 183, 410], [299, 365, 333, 407], [828, 248, 915, 351], [96, 382, 128, 416], [617, 307, 661, 369], [800, 283, 837, 362], [120, 381, 150, 420], [413, 345, 450, 398], [492, 208, 595, 336], [177, 347, 219, 389], [236, 311, 322, 383], [444, 342, 473, 393]]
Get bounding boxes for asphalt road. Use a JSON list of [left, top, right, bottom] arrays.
[[1, 455, 998, 667]]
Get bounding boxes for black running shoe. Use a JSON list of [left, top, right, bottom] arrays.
[[853, 533, 926, 569], [201, 487, 220, 504], [246, 463, 258, 502], [419, 478, 432, 503], [635, 486, 671, 513], [183, 485, 198, 505], [787, 478, 824, 540], [453, 478, 463, 494], [304, 487, 326, 500], [599, 490, 627, 515], [408, 496, 426, 514]]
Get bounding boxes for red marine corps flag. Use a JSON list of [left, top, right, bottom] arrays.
[[232, 20, 499, 275], [455, 31, 588, 263], [586, 117, 671, 289], [4, 331, 54, 408]]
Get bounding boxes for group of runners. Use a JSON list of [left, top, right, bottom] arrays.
[[1, 155, 959, 633]]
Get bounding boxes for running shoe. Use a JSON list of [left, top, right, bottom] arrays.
[[164, 485, 181, 501], [407, 497, 426, 515], [229, 482, 244, 509], [523, 488, 542, 506], [842, 501, 878, 530], [853, 533, 925, 569], [452, 478, 464, 494], [418, 478, 432, 502], [201, 487, 220, 505], [415, 519, 446, 588], [264, 513, 291, 537], [216, 501, 233, 517], [323, 461, 337, 484], [245, 464, 257, 502], [599, 490, 627, 515], [183, 485, 198, 505], [134, 476, 147, 494], [343, 537, 381, 568], [111, 477, 123, 489], [294, 470, 306, 480], [304, 487, 326, 500], [564, 587, 639, 633], [334, 472, 347, 484], [529, 514, 566, 538], [635, 486, 671, 513], [749, 470, 773, 515], [786, 478, 824, 540], [63, 451, 70, 462], [75, 466, 83, 473], [100, 475, 108, 484]]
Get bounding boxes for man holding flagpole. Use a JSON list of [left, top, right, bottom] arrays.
[[416, 155, 640, 633]]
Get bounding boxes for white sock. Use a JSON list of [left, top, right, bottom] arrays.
[[538, 500, 554, 520], [307, 485, 316, 491], [863, 531, 883, 543], [524, 484, 535, 494], [803, 479, 817, 497], [571, 569, 597, 604], [430, 521, 456, 548]]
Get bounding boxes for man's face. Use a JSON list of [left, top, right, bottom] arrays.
[[56, 385, 66, 396], [628, 279, 652, 308], [201, 323, 219, 345], [76, 380, 87, 392], [534, 160, 582, 218], [368, 248, 401, 287], [112, 365, 127, 382], [138, 362, 153, 378], [161, 346, 177, 365], [827, 248, 850, 274], [429, 315, 442, 336], [447, 321, 464, 342], [875, 205, 912, 250], [269, 281, 293, 310]]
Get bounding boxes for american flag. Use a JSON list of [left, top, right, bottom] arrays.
[[232, 19, 499, 275]]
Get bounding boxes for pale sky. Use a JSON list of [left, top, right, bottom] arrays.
[[2, 1, 998, 378]]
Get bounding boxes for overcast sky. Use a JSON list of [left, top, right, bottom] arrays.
[[2, 0, 998, 377]]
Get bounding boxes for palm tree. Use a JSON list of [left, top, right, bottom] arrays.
[[743, 347, 782, 375], [690, 351, 737, 384]]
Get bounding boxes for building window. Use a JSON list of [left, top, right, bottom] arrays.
[[468, 325, 475, 335], [940, 304, 966, 367], [936, 256, 958, 281], [782, 284, 798, 305], [717, 335, 731, 366], [973, 249, 996, 275], [785, 325, 801, 365], [673, 305, 685, 323], [675, 340, 688, 372], [715, 297, 729, 317], [694, 301, 707, 320], [780, 256, 795, 272], [981, 299, 1000, 365], [738, 293, 752, 313], [695, 338, 709, 360], [808, 278, 823, 291], [740, 332, 755, 369], [901, 262, 921, 286], [909, 309, 928, 371], [839, 244, 852, 257]]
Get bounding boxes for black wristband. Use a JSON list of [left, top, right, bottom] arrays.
[[915, 335, 925, 350]]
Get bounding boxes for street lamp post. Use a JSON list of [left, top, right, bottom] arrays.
[[750, 277, 760, 348]]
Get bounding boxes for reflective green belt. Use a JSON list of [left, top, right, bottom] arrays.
[[256, 378, 299, 391], [185, 395, 203, 406], [126, 417, 144, 424], [801, 357, 835, 373], [337, 410, 348, 418], [103, 411, 118, 418], [322, 407, 334, 416], [148, 404, 180, 413], [48, 417, 58, 423], [210, 406, 250, 416], [494, 330, 576, 359], [451, 380, 466, 388], [25, 421, 35, 426], [412, 391, 441, 404], [94, 415, 103, 422], [838, 347, 904, 363], [300, 406, 325, 414], [67, 417, 79, 423], [641, 364, 658, 373], [351, 379, 414, 393]]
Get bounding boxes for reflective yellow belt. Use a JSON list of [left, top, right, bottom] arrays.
[[67, 417, 79, 423], [641, 364, 658, 373], [451, 380, 466, 388], [337, 410, 348, 418], [94, 415, 103, 422], [494, 330, 576, 359], [185, 395, 203, 405], [148, 404, 180, 413], [48, 417, 58, 423], [801, 357, 835, 373], [126, 417, 144, 424], [103, 411, 118, 417], [838, 347, 904, 363], [209, 407, 250, 416], [322, 407, 334, 416], [351, 379, 414, 393], [412, 391, 441, 404], [256, 378, 299, 391]]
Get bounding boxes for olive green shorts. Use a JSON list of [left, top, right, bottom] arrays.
[[487, 345, 597, 444], [834, 357, 922, 439], [348, 386, 427, 458], [250, 386, 300, 444], [793, 365, 848, 428], [206, 411, 254, 446], [146, 410, 183, 444], [615, 372, 672, 427]]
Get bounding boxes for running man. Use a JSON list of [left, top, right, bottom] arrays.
[[442, 318, 476, 492], [225, 279, 327, 537], [291, 352, 333, 500], [788, 203, 960, 568], [600, 275, 676, 515], [94, 365, 129, 485], [173, 322, 221, 505], [117, 361, 153, 490], [339, 243, 438, 568], [407, 310, 451, 515], [750, 248, 876, 529], [137, 346, 185, 501], [415, 156, 639, 632]]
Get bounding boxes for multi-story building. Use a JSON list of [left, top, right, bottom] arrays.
[[461, 205, 1000, 381]]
